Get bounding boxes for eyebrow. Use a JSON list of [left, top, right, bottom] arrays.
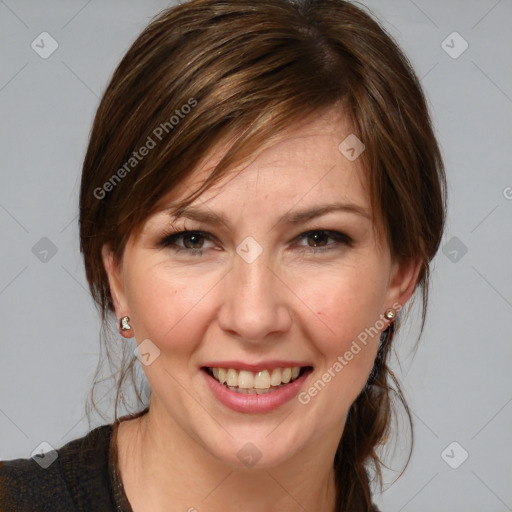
[[165, 202, 371, 227]]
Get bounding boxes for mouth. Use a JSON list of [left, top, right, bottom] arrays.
[[202, 365, 313, 395]]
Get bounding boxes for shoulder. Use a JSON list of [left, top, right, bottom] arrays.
[[0, 454, 77, 511], [0, 424, 114, 512]]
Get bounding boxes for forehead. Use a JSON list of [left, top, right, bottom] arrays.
[[156, 110, 370, 215]]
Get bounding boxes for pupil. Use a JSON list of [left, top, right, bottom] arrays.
[[310, 232, 327, 247]]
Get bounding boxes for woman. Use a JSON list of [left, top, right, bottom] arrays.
[[0, 0, 446, 510]]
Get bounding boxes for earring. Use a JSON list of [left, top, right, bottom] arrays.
[[384, 309, 396, 320], [120, 316, 131, 331]]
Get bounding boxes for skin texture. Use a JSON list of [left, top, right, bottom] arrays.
[[103, 111, 421, 512]]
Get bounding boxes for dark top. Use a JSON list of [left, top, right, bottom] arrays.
[[0, 417, 134, 512], [0, 412, 382, 511]]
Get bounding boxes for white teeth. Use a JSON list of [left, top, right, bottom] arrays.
[[209, 366, 303, 391], [218, 368, 227, 384], [228, 386, 280, 395], [226, 368, 238, 387], [254, 370, 270, 389], [238, 370, 254, 389], [270, 368, 282, 386]]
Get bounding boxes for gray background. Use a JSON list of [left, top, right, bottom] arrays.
[[1, 1, 511, 511]]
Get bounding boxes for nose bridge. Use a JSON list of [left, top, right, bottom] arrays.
[[234, 253, 272, 302], [218, 249, 290, 340]]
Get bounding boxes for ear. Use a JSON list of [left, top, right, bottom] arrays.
[[384, 256, 423, 312], [101, 244, 132, 337]]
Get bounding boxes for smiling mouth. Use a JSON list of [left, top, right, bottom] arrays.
[[203, 366, 313, 395]]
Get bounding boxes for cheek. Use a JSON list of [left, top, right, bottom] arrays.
[[123, 260, 219, 355], [294, 271, 388, 415], [297, 264, 388, 364]]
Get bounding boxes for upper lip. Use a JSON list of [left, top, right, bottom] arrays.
[[201, 360, 313, 372]]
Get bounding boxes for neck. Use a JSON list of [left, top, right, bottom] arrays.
[[116, 406, 339, 512]]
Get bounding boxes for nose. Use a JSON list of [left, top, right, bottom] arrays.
[[217, 252, 292, 343]]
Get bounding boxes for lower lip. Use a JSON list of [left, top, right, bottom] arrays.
[[202, 369, 311, 413]]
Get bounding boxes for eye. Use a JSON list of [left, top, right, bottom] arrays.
[[294, 230, 352, 252], [159, 230, 215, 255], [158, 228, 352, 256]]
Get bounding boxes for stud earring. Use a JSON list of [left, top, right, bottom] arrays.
[[384, 309, 396, 320], [120, 316, 131, 331]]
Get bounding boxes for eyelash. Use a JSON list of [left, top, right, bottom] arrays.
[[158, 229, 352, 256]]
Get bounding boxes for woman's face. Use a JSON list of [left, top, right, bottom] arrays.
[[104, 111, 418, 468]]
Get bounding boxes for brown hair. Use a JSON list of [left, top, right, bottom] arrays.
[[79, 0, 446, 510]]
